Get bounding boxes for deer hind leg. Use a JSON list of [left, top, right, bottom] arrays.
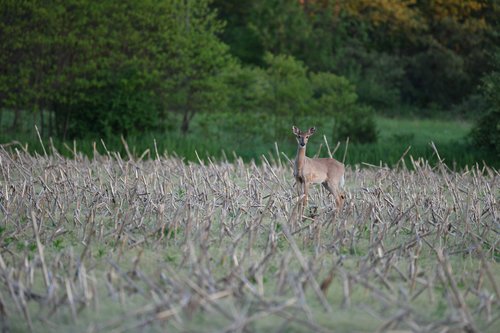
[[336, 191, 345, 210], [337, 174, 346, 209], [322, 181, 344, 210], [322, 181, 335, 196]]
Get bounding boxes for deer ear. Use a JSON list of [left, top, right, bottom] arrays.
[[292, 126, 300, 135], [309, 127, 316, 134]]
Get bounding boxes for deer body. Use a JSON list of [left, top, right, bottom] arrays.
[[293, 126, 345, 208]]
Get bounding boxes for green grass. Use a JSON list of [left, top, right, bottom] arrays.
[[348, 116, 483, 168], [376, 117, 472, 145], [0, 110, 496, 168]]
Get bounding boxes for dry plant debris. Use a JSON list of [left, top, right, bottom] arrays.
[[0, 145, 498, 332]]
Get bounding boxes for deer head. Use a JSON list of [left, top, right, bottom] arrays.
[[292, 126, 316, 148]]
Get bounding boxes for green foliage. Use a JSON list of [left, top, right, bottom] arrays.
[[405, 47, 469, 107], [223, 64, 269, 114], [196, 111, 276, 158], [65, 67, 162, 139], [211, 0, 264, 64], [348, 51, 404, 110], [221, 53, 377, 143], [52, 239, 64, 251], [471, 52, 500, 155], [0, 108, 494, 168], [320, 18, 405, 111], [471, 109, 500, 155], [310, 72, 357, 115], [247, 0, 310, 57], [451, 93, 488, 119], [162, 0, 233, 133], [308, 70, 378, 143], [0, 0, 233, 137], [333, 105, 377, 144], [216, 0, 498, 111], [2, 0, 497, 166], [262, 53, 311, 118]]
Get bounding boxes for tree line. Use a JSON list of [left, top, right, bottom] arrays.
[[0, 0, 498, 150], [217, 0, 499, 107], [1, 0, 231, 138]]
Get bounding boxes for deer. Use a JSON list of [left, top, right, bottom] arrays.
[[292, 126, 345, 210]]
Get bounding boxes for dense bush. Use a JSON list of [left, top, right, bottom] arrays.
[[223, 53, 378, 144], [330, 42, 404, 111], [310, 72, 357, 115], [223, 64, 269, 114], [471, 109, 500, 155], [333, 105, 377, 144], [404, 47, 469, 107], [470, 53, 500, 155], [262, 53, 312, 118], [62, 68, 161, 139], [309, 71, 379, 143]]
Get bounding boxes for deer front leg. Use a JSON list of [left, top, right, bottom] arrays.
[[303, 182, 309, 206], [295, 179, 302, 202], [295, 179, 306, 218]]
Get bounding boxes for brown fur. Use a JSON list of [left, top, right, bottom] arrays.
[[292, 126, 345, 209]]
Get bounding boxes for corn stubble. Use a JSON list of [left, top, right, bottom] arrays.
[[0, 144, 498, 332]]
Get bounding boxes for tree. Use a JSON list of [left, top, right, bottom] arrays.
[[214, 0, 498, 110], [0, 0, 55, 132], [211, 0, 264, 64], [163, 0, 233, 134], [310, 72, 357, 115], [223, 63, 269, 114], [0, 0, 234, 137], [309, 71, 377, 143], [338, 0, 424, 36], [248, 0, 311, 57], [262, 53, 312, 119]]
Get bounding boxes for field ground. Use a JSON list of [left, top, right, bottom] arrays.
[[0, 145, 498, 332]]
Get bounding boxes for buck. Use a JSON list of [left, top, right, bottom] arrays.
[[292, 126, 345, 209]]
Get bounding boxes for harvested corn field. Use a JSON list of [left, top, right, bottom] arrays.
[[0, 146, 498, 332]]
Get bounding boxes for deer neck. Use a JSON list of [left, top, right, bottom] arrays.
[[295, 146, 307, 178]]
